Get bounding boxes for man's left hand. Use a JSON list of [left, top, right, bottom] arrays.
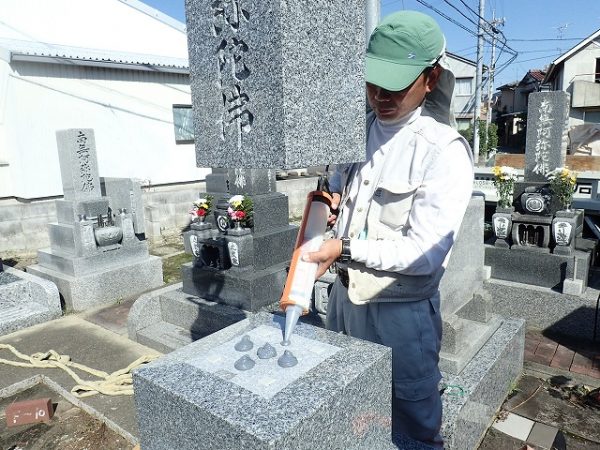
[[302, 239, 342, 279]]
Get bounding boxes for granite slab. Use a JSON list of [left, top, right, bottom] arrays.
[[0, 266, 61, 337], [186, 0, 366, 168], [441, 318, 525, 450], [28, 256, 163, 312], [133, 312, 393, 450], [524, 91, 570, 182]]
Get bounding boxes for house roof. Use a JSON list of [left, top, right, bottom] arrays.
[[544, 28, 600, 82], [3, 38, 189, 73], [528, 70, 545, 82], [0, 0, 189, 69]]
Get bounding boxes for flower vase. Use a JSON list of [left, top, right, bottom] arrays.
[[191, 214, 211, 231], [492, 206, 514, 248], [228, 220, 251, 236], [552, 209, 578, 255]]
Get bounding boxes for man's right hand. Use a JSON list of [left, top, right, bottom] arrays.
[[328, 193, 341, 226]]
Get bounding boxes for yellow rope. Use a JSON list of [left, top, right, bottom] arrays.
[[0, 343, 159, 398]]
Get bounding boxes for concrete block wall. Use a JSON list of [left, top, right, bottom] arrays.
[[0, 177, 317, 254], [0, 198, 57, 254]]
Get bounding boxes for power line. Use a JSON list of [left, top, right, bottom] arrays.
[[508, 37, 585, 42], [511, 53, 563, 64]]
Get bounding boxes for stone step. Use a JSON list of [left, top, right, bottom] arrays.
[[136, 321, 208, 354]]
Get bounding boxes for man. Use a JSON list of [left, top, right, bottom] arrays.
[[303, 11, 474, 448]]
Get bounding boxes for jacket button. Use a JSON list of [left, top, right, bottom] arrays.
[[357, 207, 363, 213], [364, 180, 370, 185], [349, 232, 355, 238]]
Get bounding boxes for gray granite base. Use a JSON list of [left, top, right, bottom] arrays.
[[36, 240, 150, 276], [0, 267, 61, 336], [484, 244, 590, 292], [128, 283, 249, 353], [441, 318, 525, 450], [27, 256, 163, 312], [133, 313, 393, 450], [181, 261, 288, 312], [485, 278, 599, 341]]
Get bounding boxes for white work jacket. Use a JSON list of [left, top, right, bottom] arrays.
[[331, 109, 473, 304]]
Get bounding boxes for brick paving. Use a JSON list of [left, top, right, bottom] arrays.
[[525, 330, 600, 379]]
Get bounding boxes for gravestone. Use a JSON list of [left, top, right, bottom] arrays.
[[186, 0, 366, 168], [129, 0, 366, 350], [486, 92, 593, 294], [524, 92, 570, 183], [0, 262, 61, 337], [27, 129, 163, 312], [134, 313, 393, 450]]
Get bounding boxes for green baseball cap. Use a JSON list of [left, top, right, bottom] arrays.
[[366, 11, 446, 92]]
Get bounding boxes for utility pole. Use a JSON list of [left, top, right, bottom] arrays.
[[473, 0, 485, 164], [485, 12, 505, 152], [366, 0, 380, 43]]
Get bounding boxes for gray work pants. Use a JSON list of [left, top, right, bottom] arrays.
[[327, 278, 444, 449]]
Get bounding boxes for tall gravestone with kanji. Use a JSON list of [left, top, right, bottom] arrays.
[[176, 0, 367, 312], [486, 91, 591, 294], [27, 129, 163, 311], [131, 2, 402, 450]]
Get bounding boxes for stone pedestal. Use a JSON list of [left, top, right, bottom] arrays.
[[133, 313, 393, 450]]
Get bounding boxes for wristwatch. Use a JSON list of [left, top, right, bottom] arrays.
[[337, 237, 352, 263]]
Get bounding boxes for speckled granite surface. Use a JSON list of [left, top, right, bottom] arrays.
[[134, 313, 393, 449], [185, 0, 366, 168], [441, 318, 525, 450], [0, 266, 61, 337]]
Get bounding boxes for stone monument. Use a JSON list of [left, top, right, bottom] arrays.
[[187, 0, 365, 169], [133, 313, 393, 450], [486, 92, 594, 294], [0, 258, 61, 337], [27, 129, 163, 312], [128, 0, 366, 351], [181, 168, 298, 311]]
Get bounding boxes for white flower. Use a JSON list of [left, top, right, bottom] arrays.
[[228, 195, 244, 205]]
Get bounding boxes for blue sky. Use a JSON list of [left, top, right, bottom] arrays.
[[142, 0, 600, 87]]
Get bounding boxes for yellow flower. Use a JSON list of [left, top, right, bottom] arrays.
[[201, 203, 209, 209], [492, 166, 501, 177]]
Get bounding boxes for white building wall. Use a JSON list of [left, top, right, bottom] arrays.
[[445, 56, 476, 123], [2, 61, 206, 199], [560, 39, 600, 90], [0, 0, 188, 59], [558, 39, 600, 128]]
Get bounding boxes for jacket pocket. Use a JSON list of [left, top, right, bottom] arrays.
[[374, 181, 418, 232]]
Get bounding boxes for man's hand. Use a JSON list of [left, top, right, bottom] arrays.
[[303, 239, 342, 279], [327, 193, 341, 226]]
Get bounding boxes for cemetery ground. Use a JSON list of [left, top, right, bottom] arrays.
[[0, 240, 599, 449]]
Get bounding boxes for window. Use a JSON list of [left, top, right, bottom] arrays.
[[596, 58, 600, 83], [455, 78, 472, 96], [584, 110, 600, 123], [172, 105, 194, 144]]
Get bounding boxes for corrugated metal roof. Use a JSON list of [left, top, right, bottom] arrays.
[[1, 38, 189, 73]]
